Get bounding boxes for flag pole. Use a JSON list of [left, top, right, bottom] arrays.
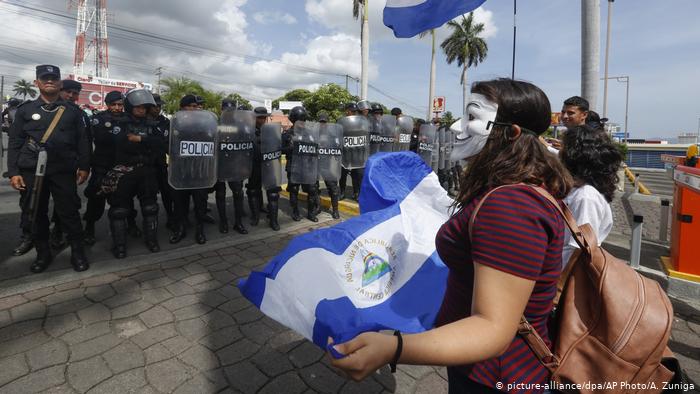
[[511, 0, 516, 79]]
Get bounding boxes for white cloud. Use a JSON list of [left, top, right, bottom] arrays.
[[253, 11, 298, 25]]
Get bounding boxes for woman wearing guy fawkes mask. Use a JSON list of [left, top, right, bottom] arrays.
[[331, 79, 573, 394], [107, 89, 166, 259]]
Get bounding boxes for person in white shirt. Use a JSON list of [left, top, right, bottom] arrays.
[[559, 125, 624, 267]]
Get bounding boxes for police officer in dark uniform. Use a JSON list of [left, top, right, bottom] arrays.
[[7, 65, 90, 273], [315, 112, 341, 219], [212, 99, 248, 235], [246, 106, 281, 231], [282, 106, 319, 222], [108, 89, 165, 258], [83, 90, 129, 245], [148, 94, 175, 230], [338, 102, 358, 200], [169, 95, 211, 244]]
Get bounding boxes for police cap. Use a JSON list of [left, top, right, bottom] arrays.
[[61, 79, 82, 92], [317, 112, 329, 122], [180, 94, 198, 108], [104, 91, 124, 104], [36, 64, 60, 80], [254, 107, 270, 117]]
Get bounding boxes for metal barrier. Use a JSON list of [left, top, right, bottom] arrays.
[[659, 199, 670, 242], [624, 167, 651, 195], [630, 215, 643, 269]]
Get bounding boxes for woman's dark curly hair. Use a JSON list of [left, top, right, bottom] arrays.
[[560, 125, 623, 202]]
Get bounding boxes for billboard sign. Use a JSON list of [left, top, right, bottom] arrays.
[[70, 74, 153, 110], [432, 96, 445, 113]]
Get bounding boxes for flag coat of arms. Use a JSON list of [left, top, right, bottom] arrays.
[[239, 152, 453, 348]]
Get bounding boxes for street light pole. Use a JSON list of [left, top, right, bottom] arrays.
[[603, 0, 614, 118], [600, 75, 629, 141]]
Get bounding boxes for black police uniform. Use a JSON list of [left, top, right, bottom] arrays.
[[7, 97, 90, 272], [282, 125, 319, 222], [246, 124, 281, 230], [108, 114, 165, 258], [151, 112, 174, 228]]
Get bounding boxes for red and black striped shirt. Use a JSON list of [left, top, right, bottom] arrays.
[[435, 185, 564, 394]]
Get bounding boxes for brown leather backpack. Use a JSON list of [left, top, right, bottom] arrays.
[[471, 185, 679, 394]]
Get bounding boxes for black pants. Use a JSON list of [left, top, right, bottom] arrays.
[[108, 166, 158, 214], [247, 162, 282, 195], [155, 165, 174, 217], [173, 188, 208, 225], [339, 167, 364, 196], [83, 167, 108, 223], [20, 170, 83, 242]]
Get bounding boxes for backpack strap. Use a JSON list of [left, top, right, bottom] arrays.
[[468, 183, 592, 372]]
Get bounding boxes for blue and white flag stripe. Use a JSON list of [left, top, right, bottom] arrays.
[[383, 0, 487, 38], [239, 152, 453, 348]]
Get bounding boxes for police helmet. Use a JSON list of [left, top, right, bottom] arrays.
[[289, 106, 307, 123], [370, 102, 383, 114], [390, 107, 402, 116], [357, 100, 370, 111], [124, 89, 156, 113], [344, 102, 358, 113], [221, 98, 235, 110]]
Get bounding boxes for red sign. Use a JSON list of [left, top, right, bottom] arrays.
[[69, 74, 153, 110], [432, 96, 445, 113]]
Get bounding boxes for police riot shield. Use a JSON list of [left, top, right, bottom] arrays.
[[418, 124, 437, 169], [261, 123, 283, 189], [395, 115, 413, 151], [380, 115, 397, 152], [338, 115, 370, 169], [444, 127, 454, 169], [431, 129, 440, 171], [369, 117, 381, 155], [169, 110, 219, 190], [318, 123, 343, 182], [289, 121, 320, 185], [217, 109, 255, 182], [438, 127, 446, 170]]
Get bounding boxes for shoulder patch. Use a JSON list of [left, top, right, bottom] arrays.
[[91, 118, 100, 126]]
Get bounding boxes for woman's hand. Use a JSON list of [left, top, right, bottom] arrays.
[[328, 332, 398, 381]]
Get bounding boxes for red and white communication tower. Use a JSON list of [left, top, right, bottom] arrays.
[[70, 0, 109, 78]]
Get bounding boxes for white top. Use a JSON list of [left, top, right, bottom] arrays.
[[562, 185, 613, 268]]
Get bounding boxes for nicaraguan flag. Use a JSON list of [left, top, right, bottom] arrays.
[[383, 0, 487, 38], [238, 152, 453, 349]]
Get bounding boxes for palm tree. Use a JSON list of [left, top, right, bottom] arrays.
[[352, 0, 369, 100], [160, 76, 204, 114], [13, 79, 37, 100], [440, 13, 488, 120], [418, 29, 437, 121]]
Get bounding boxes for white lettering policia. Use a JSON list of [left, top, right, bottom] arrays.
[[179, 141, 214, 156]]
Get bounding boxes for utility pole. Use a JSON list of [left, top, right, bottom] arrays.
[[345, 75, 349, 92], [360, 0, 369, 100], [602, 0, 614, 118], [0, 75, 4, 105], [581, 0, 600, 111], [155, 67, 163, 94]]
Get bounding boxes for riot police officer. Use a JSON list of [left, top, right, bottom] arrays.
[[338, 103, 358, 200], [149, 94, 175, 230], [7, 65, 90, 273], [316, 113, 342, 219], [282, 106, 319, 222], [213, 99, 252, 235], [107, 89, 165, 258], [83, 90, 131, 245], [169, 95, 212, 244], [247, 107, 282, 231]]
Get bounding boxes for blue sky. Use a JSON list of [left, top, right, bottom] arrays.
[[1, 0, 698, 139]]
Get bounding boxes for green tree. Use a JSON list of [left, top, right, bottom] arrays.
[[13, 79, 37, 100], [439, 111, 456, 128], [160, 76, 204, 114], [272, 89, 312, 112], [440, 13, 488, 119], [302, 84, 357, 122]]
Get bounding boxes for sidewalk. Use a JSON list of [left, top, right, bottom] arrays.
[[0, 219, 446, 394], [0, 222, 697, 393]]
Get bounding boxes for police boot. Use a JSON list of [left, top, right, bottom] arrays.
[[312, 192, 322, 217], [267, 193, 280, 231], [13, 231, 34, 256], [169, 223, 187, 244], [258, 190, 268, 214], [83, 220, 96, 246], [307, 193, 319, 223], [70, 241, 89, 272], [143, 208, 160, 253], [330, 195, 340, 219], [248, 193, 260, 226], [110, 218, 128, 259], [127, 216, 142, 238], [30, 241, 53, 274], [233, 194, 248, 234], [289, 192, 301, 222], [216, 197, 229, 234], [195, 223, 206, 245], [50, 225, 66, 249]]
